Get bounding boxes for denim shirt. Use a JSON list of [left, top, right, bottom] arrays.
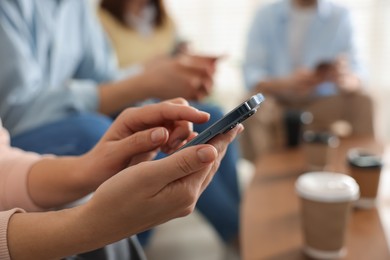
[[0, 0, 120, 135], [243, 0, 365, 96]]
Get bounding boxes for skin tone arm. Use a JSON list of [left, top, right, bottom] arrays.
[[27, 98, 210, 208], [330, 55, 362, 93], [8, 121, 243, 260], [98, 55, 216, 115], [254, 62, 362, 99], [253, 69, 321, 98]]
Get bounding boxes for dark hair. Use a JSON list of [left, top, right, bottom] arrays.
[[100, 0, 167, 28]]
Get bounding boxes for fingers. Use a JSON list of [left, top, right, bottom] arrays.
[[112, 123, 243, 212], [127, 150, 160, 166], [178, 55, 214, 77], [104, 100, 210, 141], [180, 54, 223, 74], [207, 124, 244, 154], [157, 99, 197, 150], [177, 57, 215, 95], [161, 131, 198, 154], [198, 124, 244, 191], [132, 100, 210, 130], [137, 144, 218, 193], [165, 124, 194, 152], [114, 127, 169, 165], [154, 123, 243, 192]]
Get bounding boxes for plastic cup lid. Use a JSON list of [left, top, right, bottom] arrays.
[[347, 148, 382, 168], [295, 172, 360, 202]]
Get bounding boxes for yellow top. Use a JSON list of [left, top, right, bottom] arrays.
[[98, 8, 177, 68]]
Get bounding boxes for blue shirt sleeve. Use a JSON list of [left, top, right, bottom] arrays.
[[338, 8, 366, 83], [74, 1, 121, 83], [242, 8, 272, 92], [0, 0, 120, 135]]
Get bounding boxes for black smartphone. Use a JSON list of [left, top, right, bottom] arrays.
[[178, 93, 265, 151], [315, 61, 334, 74]]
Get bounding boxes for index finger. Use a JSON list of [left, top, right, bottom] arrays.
[[107, 99, 210, 140]]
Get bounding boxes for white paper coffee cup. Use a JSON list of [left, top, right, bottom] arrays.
[[296, 172, 359, 259]]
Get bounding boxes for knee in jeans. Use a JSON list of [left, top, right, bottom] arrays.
[[76, 114, 112, 146]]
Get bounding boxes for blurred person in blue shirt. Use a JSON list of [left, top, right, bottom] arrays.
[[241, 0, 372, 160]]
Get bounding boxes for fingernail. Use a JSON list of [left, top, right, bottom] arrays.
[[197, 147, 214, 163], [151, 128, 165, 143], [237, 124, 245, 133]]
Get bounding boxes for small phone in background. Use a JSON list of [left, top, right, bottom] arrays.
[[315, 61, 334, 79], [171, 41, 190, 56], [177, 93, 265, 151]]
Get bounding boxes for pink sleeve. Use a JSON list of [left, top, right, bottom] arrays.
[[0, 208, 25, 260], [0, 127, 43, 212]]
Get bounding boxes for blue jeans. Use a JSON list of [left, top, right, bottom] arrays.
[[12, 104, 241, 245], [11, 113, 113, 155]]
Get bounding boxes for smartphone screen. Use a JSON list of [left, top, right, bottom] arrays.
[[178, 93, 265, 151]]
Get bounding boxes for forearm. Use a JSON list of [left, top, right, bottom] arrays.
[[338, 73, 363, 93], [254, 77, 291, 96], [98, 73, 156, 115], [28, 157, 95, 209], [7, 206, 113, 260]]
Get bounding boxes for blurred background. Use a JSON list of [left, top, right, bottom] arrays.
[[165, 0, 390, 142], [90, 0, 390, 140]]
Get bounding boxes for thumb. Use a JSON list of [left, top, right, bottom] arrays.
[[140, 145, 218, 190], [116, 127, 169, 157]]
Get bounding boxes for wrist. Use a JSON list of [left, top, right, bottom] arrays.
[[28, 157, 96, 208], [75, 153, 104, 192], [98, 74, 152, 114], [76, 197, 135, 246], [68, 203, 116, 252], [134, 70, 159, 98], [337, 75, 362, 93], [258, 78, 292, 96], [8, 207, 96, 259]]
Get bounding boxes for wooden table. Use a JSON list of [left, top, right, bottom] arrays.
[[241, 137, 390, 260]]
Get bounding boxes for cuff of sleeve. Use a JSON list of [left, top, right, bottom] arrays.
[[1, 151, 44, 212], [0, 208, 25, 260], [116, 64, 144, 81]]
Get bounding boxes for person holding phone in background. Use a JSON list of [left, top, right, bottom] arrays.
[[240, 0, 374, 161], [0, 99, 242, 260]]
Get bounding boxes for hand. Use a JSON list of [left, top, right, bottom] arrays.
[[176, 53, 222, 94], [330, 55, 361, 93], [79, 123, 244, 243], [6, 124, 243, 260], [287, 69, 321, 96], [315, 61, 335, 82], [79, 98, 210, 187], [179, 53, 223, 75], [142, 56, 215, 101], [171, 40, 190, 56]]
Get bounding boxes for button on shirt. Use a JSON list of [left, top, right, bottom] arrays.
[[243, 0, 365, 96], [0, 0, 120, 135]]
